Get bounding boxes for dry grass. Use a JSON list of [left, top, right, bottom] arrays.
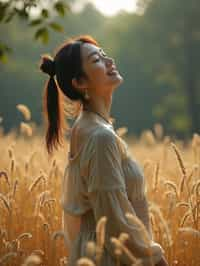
[[0, 124, 200, 266]]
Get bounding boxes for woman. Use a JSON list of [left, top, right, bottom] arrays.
[[39, 35, 168, 266]]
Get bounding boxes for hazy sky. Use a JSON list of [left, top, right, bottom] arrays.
[[72, 0, 138, 16]]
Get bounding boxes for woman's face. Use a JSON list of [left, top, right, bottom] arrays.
[[74, 42, 124, 98]]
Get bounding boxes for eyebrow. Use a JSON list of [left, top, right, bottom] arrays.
[[87, 48, 103, 60]]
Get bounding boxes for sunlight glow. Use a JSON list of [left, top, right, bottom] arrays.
[[90, 0, 138, 16], [72, 0, 138, 16]]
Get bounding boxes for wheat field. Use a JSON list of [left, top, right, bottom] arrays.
[[0, 110, 200, 266]]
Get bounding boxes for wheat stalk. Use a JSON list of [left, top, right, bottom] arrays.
[[178, 227, 200, 238], [149, 202, 173, 247], [34, 193, 49, 219], [125, 212, 151, 244], [31, 250, 45, 257], [171, 143, 186, 176], [164, 180, 179, 199], [0, 171, 10, 187], [110, 237, 138, 264], [153, 123, 163, 140], [114, 232, 130, 265], [51, 230, 66, 241], [116, 127, 128, 137], [95, 216, 107, 265], [180, 210, 192, 227], [164, 190, 176, 199], [0, 228, 8, 240], [50, 230, 66, 266], [195, 180, 200, 197], [153, 162, 160, 192], [119, 232, 129, 244], [43, 222, 50, 233], [170, 143, 187, 195], [42, 198, 56, 208], [0, 252, 17, 264], [12, 179, 18, 198], [0, 193, 11, 213], [17, 232, 32, 241], [171, 143, 197, 227], [191, 133, 200, 163], [10, 158, 15, 175], [28, 175, 47, 192], [191, 200, 200, 220], [16, 104, 31, 121], [76, 257, 96, 266], [191, 182, 197, 195], [59, 256, 68, 266], [20, 122, 33, 137], [9, 239, 20, 252], [22, 254, 42, 266], [8, 147, 13, 159], [86, 241, 96, 259], [187, 166, 196, 187], [176, 202, 190, 209], [96, 216, 107, 249]]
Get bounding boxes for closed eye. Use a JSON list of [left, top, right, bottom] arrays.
[[93, 58, 100, 63], [93, 53, 108, 63]]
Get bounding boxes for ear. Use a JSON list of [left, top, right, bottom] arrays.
[[72, 77, 87, 93]]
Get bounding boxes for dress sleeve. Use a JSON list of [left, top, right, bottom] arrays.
[[124, 157, 154, 240], [86, 129, 164, 265], [130, 195, 154, 240]]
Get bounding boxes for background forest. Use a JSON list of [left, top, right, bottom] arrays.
[[1, 1, 200, 266], [1, 0, 199, 139]]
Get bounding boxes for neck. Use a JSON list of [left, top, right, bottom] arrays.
[[83, 94, 112, 122]]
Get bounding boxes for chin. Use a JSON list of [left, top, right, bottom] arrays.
[[119, 75, 124, 84], [107, 73, 124, 91], [112, 79, 123, 91], [115, 75, 124, 86]]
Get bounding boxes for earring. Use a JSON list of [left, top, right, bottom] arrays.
[[84, 89, 90, 100]]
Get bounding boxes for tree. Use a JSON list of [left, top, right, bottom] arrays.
[[0, 0, 70, 63], [137, 0, 200, 135]]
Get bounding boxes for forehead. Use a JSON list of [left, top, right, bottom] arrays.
[[81, 43, 102, 60]]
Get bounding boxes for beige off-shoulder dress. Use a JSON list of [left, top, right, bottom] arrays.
[[60, 110, 164, 266]]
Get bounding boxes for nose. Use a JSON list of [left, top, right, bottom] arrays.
[[105, 56, 115, 66]]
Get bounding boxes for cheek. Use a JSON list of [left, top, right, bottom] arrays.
[[89, 64, 107, 83]]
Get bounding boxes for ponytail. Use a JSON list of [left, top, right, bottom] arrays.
[[40, 55, 67, 155], [40, 35, 99, 155]]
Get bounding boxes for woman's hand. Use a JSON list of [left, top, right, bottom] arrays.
[[155, 255, 169, 266]]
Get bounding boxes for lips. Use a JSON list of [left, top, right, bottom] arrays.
[[107, 66, 118, 75]]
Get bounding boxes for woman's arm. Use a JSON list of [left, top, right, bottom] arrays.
[[86, 129, 164, 265], [155, 255, 169, 266], [129, 195, 153, 240], [62, 211, 81, 252]]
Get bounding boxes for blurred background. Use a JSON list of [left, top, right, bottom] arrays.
[[0, 0, 200, 139]]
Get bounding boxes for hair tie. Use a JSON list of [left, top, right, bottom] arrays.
[[40, 55, 56, 77], [48, 60, 56, 77]]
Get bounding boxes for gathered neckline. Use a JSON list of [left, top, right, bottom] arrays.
[[81, 109, 114, 128], [67, 111, 129, 163]]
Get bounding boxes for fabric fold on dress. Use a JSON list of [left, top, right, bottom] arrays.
[[60, 110, 164, 266], [85, 128, 164, 265]]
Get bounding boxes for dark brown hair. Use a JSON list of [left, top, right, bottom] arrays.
[[39, 35, 99, 155]]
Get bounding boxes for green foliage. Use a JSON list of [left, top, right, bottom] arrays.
[[41, 9, 49, 19], [49, 22, 64, 32], [29, 18, 43, 26], [0, 0, 200, 138], [34, 27, 49, 44], [0, 0, 70, 61], [136, 0, 200, 134], [54, 1, 70, 17], [0, 42, 12, 63]]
